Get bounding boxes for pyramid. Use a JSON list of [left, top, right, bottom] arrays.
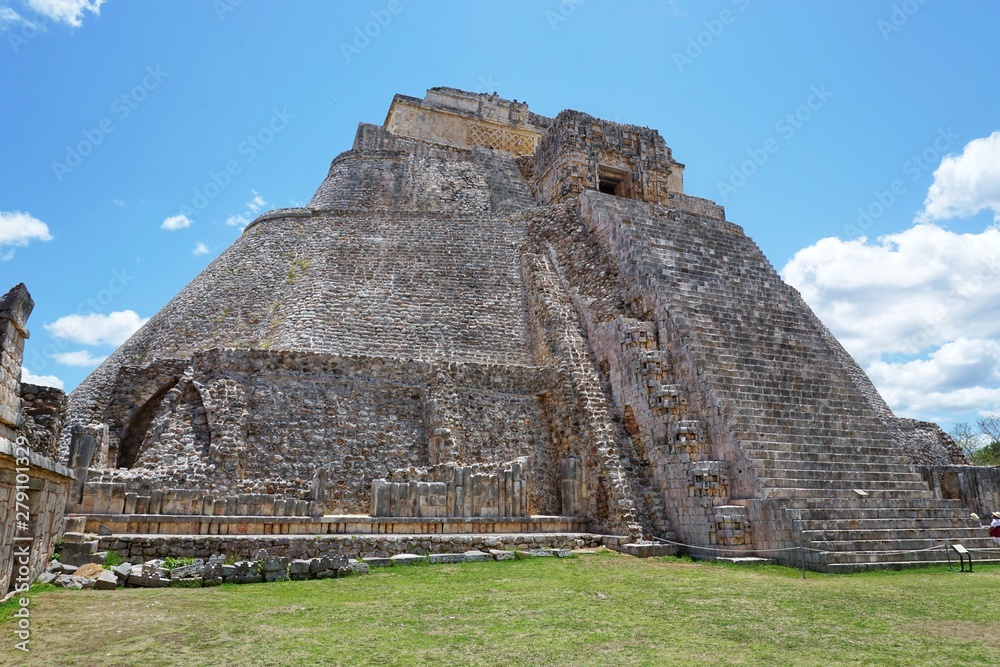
[[65, 88, 994, 570]]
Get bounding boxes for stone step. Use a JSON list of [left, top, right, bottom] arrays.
[[763, 487, 935, 500], [740, 441, 903, 457], [806, 537, 998, 553], [746, 450, 915, 466], [782, 498, 968, 514], [799, 510, 978, 523], [753, 467, 925, 483], [759, 477, 931, 492], [822, 555, 1000, 572], [803, 526, 990, 542]]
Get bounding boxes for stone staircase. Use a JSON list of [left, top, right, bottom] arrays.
[[743, 440, 1000, 571], [577, 193, 998, 571]]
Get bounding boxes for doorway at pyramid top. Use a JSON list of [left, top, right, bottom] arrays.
[[534, 110, 687, 207]]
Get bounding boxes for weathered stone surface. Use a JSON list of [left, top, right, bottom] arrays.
[[390, 554, 427, 566], [463, 550, 490, 562], [74, 563, 105, 580], [348, 560, 369, 575], [54, 574, 87, 590], [93, 570, 118, 590], [55, 87, 1000, 573], [488, 549, 514, 561], [428, 553, 465, 564]]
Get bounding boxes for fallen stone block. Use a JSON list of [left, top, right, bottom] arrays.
[[264, 569, 288, 583], [74, 563, 106, 580], [261, 556, 289, 573], [553, 549, 573, 558], [390, 554, 427, 566], [363, 557, 393, 568], [54, 575, 87, 590], [112, 562, 133, 584], [527, 549, 553, 557], [60, 564, 79, 575], [463, 550, 491, 562], [488, 549, 515, 561], [231, 561, 262, 584], [36, 572, 58, 585], [428, 553, 465, 564], [93, 570, 118, 590], [289, 559, 312, 580], [170, 564, 205, 580], [348, 560, 369, 575]]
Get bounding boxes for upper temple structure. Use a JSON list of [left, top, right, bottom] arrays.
[[60, 87, 1000, 571]]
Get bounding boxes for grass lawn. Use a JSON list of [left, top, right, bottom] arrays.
[[2, 550, 998, 666]]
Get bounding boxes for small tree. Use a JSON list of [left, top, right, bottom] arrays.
[[951, 420, 1000, 466], [950, 422, 980, 460]]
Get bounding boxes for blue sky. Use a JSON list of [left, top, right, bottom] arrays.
[[2, 0, 999, 430]]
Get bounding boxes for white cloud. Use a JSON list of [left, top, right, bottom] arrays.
[[161, 213, 193, 231], [27, 0, 104, 27], [225, 214, 249, 228], [193, 241, 209, 255], [0, 210, 53, 259], [44, 310, 148, 346], [21, 368, 64, 390], [246, 190, 266, 214], [782, 224, 1000, 421], [920, 131, 1000, 223], [52, 349, 108, 367], [225, 191, 268, 229], [112, 198, 126, 207]]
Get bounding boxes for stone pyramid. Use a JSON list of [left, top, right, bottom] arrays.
[[65, 87, 995, 570]]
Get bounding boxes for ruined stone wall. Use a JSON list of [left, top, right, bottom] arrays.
[[84, 349, 557, 515], [19, 383, 66, 461], [0, 285, 74, 592]]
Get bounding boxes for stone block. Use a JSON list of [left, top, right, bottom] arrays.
[[390, 554, 427, 566], [364, 557, 393, 568], [463, 550, 490, 562], [288, 559, 311, 580], [348, 560, 369, 575], [170, 563, 205, 580], [93, 570, 118, 590], [488, 549, 514, 561], [428, 553, 465, 564]]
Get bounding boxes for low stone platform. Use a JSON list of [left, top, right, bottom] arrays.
[[95, 531, 626, 563], [74, 513, 588, 536]]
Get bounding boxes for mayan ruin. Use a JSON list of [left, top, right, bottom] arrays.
[[2, 86, 974, 575]]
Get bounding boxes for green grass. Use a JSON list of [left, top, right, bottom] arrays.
[[2, 550, 999, 666]]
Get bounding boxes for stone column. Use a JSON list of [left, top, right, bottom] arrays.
[[0, 284, 33, 442]]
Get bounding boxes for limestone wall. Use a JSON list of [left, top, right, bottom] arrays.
[[532, 110, 685, 206], [920, 465, 1000, 518], [0, 284, 74, 592], [83, 349, 557, 515]]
